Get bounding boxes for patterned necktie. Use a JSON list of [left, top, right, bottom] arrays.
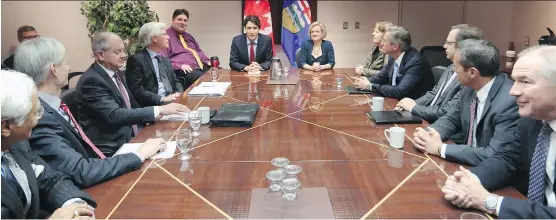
[[392, 63, 399, 86], [113, 73, 139, 135], [154, 55, 172, 94], [60, 102, 106, 159], [528, 123, 553, 202], [2, 153, 31, 215], [249, 41, 255, 63], [466, 94, 479, 146]]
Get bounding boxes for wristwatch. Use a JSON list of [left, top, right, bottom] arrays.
[[484, 194, 499, 215]]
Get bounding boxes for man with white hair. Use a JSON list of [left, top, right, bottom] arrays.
[[126, 22, 184, 107], [1, 70, 96, 219], [76, 32, 189, 149], [442, 46, 556, 218], [15, 37, 166, 188]]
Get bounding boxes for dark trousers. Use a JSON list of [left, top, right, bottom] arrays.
[[174, 65, 209, 89]]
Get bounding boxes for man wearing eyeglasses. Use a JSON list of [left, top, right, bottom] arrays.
[[2, 25, 40, 70]]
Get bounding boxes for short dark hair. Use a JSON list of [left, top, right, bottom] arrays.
[[455, 39, 500, 77], [451, 24, 483, 42], [172, 9, 189, 20], [17, 25, 37, 41], [385, 26, 412, 51], [243, 15, 261, 29]]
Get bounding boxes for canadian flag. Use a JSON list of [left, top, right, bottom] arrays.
[[244, 0, 275, 55]]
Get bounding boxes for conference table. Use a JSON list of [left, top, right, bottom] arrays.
[[85, 68, 524, 219]]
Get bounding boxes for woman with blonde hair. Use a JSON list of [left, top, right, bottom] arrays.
[[298, 21, 335, 71], [355, 21, 393, 76]]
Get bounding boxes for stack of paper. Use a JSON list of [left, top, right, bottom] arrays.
[[114, 141, 177, 159], [160, 113, 188, 121], [187, 82, 232, 96]]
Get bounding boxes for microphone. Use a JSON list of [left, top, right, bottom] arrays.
[[210, 56, 220, 68]]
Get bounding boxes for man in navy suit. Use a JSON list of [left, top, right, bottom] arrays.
[[229, 15, 273, 72], [351, 25, 434, 100], [441, 46, 556, 218]]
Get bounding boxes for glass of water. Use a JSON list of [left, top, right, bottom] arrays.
[[189, 110, 202, 137], [210, 67, 218, 82], [335, 73, 344, 88], [281, 178, 301, 200], [176, 129, 193, 160]]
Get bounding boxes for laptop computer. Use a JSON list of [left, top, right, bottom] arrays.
[[345, 85, 373, 94], [366, 111, 423, 124]]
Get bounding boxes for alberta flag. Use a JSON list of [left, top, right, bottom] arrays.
[[281, 0, 312, 67]]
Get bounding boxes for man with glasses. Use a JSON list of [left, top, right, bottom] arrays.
[[2, 25, 40, 69], [126, 22, 184, 107]]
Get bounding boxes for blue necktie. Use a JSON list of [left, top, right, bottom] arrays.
[[528, 123, 553, 202], [392, 63, 399, 86]]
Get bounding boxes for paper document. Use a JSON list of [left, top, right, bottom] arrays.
[[114, 141, 177, 159], [187, 82, 231, 96], [160, 113, 188, 121]]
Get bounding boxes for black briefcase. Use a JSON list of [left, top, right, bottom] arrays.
[[210, 103, 259, 127]]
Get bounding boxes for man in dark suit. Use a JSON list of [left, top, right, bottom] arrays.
[[76, 32, 189, 149], [14, 37, 165, 188], [351, 25, 434, 100], [229, 15, 274, 72], [126, 22, 184, 107], [413, 39, 520, 166], [2, 25, 40, 70], [441, 46, 556, 218], [1, 70, 95, 219]]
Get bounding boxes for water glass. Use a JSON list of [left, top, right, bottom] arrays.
[[266, 169, 287, 192], [271, 157, 290, 170], [281, 178, 301, 200], [189, 110, 202, 137], [176, 129, 193, 160], [179, 159, 194, 186], [335, 74, 344, 88], [210, 67, 218, 82], [282, 164, 302, 180]]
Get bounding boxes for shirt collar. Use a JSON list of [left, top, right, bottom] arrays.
[[548, 120, 556, 132], [97, 62, 116, 78], [38, 92, 61, 110], [476, 77, 496, 103], [247, 35, 258, 45], [146, 48, 158, 59], [395, 52, 405, 67]]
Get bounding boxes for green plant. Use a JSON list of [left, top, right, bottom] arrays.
[[80, 0, 159, 55]]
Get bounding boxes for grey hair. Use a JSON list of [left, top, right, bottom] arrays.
[[517, 45, 556, 84], [14, 37, 66, 85], [455, 39, 500, 77], [451, 24, 483, 42], [1, 70, 37, 126], [91, 32, 121, 55], [138, 22, 167, 46], [385, 26, 412, 51]]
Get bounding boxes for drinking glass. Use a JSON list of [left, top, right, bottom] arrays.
[[210, 67, 218, 82], [282, 164, 302, 180], [460, 212, 487, 220], [178, 159, 194, 186], [176, 129, 193, 160], [189, 110, 202, 137], [271, 157, 290, 170], [335, 73, 344, 88], [266, 169, 287, 192], [281, 178, 301, 200]]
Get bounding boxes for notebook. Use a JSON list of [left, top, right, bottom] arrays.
[[366, 111, 423, 124], [187, 82, 231, 96], [345, 85, 373, 94]]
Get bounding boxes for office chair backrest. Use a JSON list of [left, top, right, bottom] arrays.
[[432, 66, 448, 84], [420, 46, 452, 68], [62, 72, 84, 91], [295, 48, 301, 67]]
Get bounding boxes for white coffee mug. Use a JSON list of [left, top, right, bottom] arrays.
[[384, 127, 405, 149], [197, 106, 210, 124], [371, 97, 384, 111]]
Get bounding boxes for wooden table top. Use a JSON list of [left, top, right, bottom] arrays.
[[85, 68, 524, 219]]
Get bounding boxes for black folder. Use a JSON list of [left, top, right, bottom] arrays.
[[366, 111, 422, 124], [210, 103, 259, 127], [345, 85, 373, 94]]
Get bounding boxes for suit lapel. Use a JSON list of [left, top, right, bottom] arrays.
[[142, 49, 157, 76], [478, 74, 505, 124], [241, 34, 250, 62], [255, 34, 264, 61], [10, 143, 40, 217], [1, 180, 25, 218], [436, 67, 458, 103], [92, 63, 124, 103], [461, 87, 473, 137], [39, 98, 83, 142]]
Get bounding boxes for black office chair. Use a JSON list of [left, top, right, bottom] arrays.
[[60, 88, 118, 157], [295, 48, 301, 67], [432, 66, 447, 84], [62, 71, 84, 92], [420, 46, 452, 68]]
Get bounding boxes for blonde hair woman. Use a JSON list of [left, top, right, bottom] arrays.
[[298, 21, 335, 71], [355, 21, 393, 76]]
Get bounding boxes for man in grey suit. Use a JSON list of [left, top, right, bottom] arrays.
[[413, 39, 520, 166], [1, 70, 95, 219], [15, 37, 165, 188], [395, 24, 482, 124]]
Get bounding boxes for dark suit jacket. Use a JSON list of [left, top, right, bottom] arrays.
[[28, 98, 142, 188], [430, 73, 520, 165], [471, 118, 556, 218], [367, 47, 434, 100], [76, 63, 155, 149], [229, 33, 273, 71], [1, 141, 96, 219], [125, 49, 184, 107], [2, 54, 14, 69]]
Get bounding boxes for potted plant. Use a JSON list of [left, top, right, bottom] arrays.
[[80, 0, 159, 56]]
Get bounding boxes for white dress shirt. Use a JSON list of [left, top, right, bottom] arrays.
[[440, 77, 496, 158], [97, 63, 159, 118]]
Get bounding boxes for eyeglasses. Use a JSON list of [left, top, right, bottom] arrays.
[[445, 41, 456, 45], [21, 35, 40, 40]]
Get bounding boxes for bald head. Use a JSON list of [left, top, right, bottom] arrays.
[[91, 32, 126, 70]]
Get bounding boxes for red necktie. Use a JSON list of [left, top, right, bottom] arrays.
[[60, 102, 106, 159], [249, 41, 255, 63], [113, 73, 139, 135], [466, 94, 478, 146]]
